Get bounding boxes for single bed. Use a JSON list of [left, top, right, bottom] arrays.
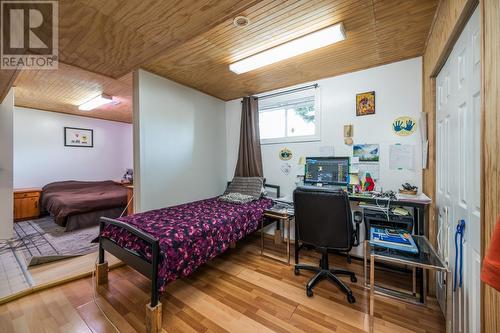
[[41, 180, 128, 231], [96, 182, 278, 333]]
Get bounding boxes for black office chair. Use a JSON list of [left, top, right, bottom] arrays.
[[293, 187, 357, 303]]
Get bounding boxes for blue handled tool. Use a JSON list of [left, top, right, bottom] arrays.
[[454, 219, 466, 292]]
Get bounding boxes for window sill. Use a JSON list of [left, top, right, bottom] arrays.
[[260, 136, 321, 145]]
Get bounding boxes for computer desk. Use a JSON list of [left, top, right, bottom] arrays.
[[293, 188, 430, 234], [294, 192, 432, 303], [293, 193, 431, 262], [348, 193, 430, 236]]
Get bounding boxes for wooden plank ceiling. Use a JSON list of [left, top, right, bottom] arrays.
[[14, 64, 133, 123], [10, 0, 438, 122], [146, 0, 438, 100]]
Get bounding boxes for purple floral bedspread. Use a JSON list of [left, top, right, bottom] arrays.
[[100, 197, 273, 293]]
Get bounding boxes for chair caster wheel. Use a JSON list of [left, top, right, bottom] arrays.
[[294, 268, 300, 276], [350, 275, 357, 283], [347, 294, 356, 304], [306, 289, 313, 297]]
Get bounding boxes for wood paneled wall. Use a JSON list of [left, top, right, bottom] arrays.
[[482, 0, 500, 331], [422, 0, 477, 295], [422, 0, 477, 247], [423, 0, 500, 330]]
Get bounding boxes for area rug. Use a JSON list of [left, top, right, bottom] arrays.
[[13, 217, 99, 267]]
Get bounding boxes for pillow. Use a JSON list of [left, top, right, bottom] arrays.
[[225, 177, 264, 198], [218, 192, 256, 204]]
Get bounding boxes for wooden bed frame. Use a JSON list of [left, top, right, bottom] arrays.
[[95, 183, 280, 333]]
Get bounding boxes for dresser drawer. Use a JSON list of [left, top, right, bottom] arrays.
[[13, 189, 42, 221], [14, 191, 40, 199], [14, 197, 40, 221]]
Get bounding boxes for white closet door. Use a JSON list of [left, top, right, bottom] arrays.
[[436, 50, 453, 316], [464, 9, 481, 333], [435, 7, 480, 333]]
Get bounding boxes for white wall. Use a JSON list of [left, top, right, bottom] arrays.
[[0, 89, 14, 239], [226, 58, 423, 198], [134, 69, 226, 212], [13, 107, 133, 188]]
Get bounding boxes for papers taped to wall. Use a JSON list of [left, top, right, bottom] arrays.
[[359, 162, 380, 180], [389, 144, 415, 170]]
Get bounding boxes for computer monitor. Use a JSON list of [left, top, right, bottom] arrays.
[[304, 157, 349, 186]]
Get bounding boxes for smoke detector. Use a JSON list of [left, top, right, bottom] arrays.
[[233, 16, 250, 27]]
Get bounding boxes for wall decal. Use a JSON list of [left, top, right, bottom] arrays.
[[392, 116, 417, 136], [281, 163, 292, 175], [279, 148, 293, 160]]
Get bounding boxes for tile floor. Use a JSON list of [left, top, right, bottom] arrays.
[[0, 248, 32, 298]]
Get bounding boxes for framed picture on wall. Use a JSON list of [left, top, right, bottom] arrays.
[[353, 143, 380, 162], [356, 91, 375, 116], [64, 127, 93, 147]]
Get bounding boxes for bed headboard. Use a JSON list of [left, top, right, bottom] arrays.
[[226, 180, 280, 198], [264, 183, 280, 198]]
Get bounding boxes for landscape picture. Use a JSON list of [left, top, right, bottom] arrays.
[[353, 144, 379, 162]]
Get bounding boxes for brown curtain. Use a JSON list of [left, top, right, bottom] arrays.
[[234, 96, 263, 177]]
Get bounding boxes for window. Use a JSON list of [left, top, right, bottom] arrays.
[[258, 86, 320, 144]]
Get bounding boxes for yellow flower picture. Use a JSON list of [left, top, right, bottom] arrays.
[[356, 91, 375, 116]]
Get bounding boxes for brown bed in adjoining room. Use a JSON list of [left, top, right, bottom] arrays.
[[41, 180, 128, 231]]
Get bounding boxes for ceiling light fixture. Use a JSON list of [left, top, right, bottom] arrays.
[[233, 16, 250, 27], [78, 94, 113, 111], [229, 23, 346, 74]]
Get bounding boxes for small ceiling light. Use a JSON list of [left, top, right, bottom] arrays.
[[233, 16, 250, 27], [78, 94, 113, 111], [229, 23, 346, 74]]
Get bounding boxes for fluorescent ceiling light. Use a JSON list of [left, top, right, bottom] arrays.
[[229, 23, 346, 74], [78, 94, 113, 111]]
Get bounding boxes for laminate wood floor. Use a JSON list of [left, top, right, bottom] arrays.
[[0, 235, 445, 333]]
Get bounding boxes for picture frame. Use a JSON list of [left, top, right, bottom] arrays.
[[64, 127, 94, 147], [353, 144, 380, 162], [356, 91, 375, 116]]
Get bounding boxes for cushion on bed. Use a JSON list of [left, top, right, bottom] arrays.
[[218, 192, 256, 204], [225, 177, 264, 198]]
